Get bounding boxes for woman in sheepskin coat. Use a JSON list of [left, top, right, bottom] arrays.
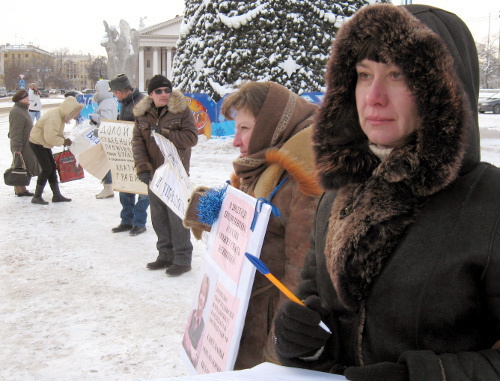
[[220, 82, 323, 369], [274, 4, 500, 380], [29, 96, 83, 205]]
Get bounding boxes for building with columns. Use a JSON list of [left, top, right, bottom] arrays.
[[138, 16, 182, 92]]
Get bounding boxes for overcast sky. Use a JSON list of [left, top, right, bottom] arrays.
[[0, 1, 498, 56]]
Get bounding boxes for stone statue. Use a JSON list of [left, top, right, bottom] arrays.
[[101, 19, 139, 86]]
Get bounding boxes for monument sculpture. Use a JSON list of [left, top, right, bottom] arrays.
[[101, 19, 139, 87]]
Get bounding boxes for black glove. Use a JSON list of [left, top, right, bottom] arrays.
[[89, 118, 97, 126], [138, 171, 151, 184], [274, 295, 332, 359], [63, 138, 72, 146], [345, 362, 409, 381]]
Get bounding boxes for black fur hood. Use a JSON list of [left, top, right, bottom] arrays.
[[314, 4, 481, 310], [314, 4, 480, 195]]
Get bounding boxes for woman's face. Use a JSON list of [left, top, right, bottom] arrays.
[[233, 108, 256, 157], [20, 96, 29, 105], [355, 59, 420, 148]]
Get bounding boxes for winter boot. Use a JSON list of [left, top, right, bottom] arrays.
[[96, 183, 114, 199], [31, 183, 49, 205], [50, 182, 72, 202]]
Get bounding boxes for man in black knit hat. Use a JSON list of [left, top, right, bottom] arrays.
[[132, 74, 198, 276]]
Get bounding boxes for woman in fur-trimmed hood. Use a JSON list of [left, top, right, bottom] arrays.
[[274, 4, 500, 380]]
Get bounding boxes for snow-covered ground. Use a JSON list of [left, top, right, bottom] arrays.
[[0, 98, 499, 381]]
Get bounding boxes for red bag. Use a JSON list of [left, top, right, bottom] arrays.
[[53, 149, 84, 183]]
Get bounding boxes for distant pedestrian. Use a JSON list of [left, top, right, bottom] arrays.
[[8, 89, 40, 196], [28, 83, 42, 123]]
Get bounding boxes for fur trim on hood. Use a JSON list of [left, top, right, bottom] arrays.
[[133, 89, 188, 117], [314, 4, 479, 309], [315, 4, 472, 195]]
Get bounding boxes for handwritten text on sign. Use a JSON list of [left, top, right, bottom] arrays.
[[99, 121, 147, 195], [150, 132, 193, 219]]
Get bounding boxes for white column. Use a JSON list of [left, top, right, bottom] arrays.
[[161, 48, 166, 77], [166, 48, 173, 79], [152, 48, 159, 76], [138, 47, 145, 92]]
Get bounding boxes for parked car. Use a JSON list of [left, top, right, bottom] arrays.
[[478, 92, 500, 114], [64, 90, 83, 98], [39, 88, 50, 98], [49, 89, 57, 94], [82, 88, 96, 94]]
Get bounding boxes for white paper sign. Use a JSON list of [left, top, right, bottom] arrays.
[[149, 132, 194, 219], [181, 186, 272, 374], [99, 120, 147, 195], [68, 120, 100, 158]]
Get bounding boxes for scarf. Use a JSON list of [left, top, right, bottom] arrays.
[[232, 82, 317, 194]]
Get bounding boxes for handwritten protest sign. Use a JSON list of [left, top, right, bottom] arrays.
[[181, 186, 272, 374], [149, 132, 194, 219], [99, 120, 147, 195]]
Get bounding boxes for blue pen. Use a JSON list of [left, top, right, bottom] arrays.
[[245, 253, 331, 334]]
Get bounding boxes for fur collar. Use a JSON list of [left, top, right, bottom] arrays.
[[133, 89, 188, 117]]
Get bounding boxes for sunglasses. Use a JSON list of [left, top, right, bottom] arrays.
[[154, 88, 172, 94]]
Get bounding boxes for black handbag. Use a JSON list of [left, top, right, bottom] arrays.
[[4, 153, 31, 186]]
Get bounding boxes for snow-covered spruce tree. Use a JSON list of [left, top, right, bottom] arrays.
[[172, 0, 378, 101]]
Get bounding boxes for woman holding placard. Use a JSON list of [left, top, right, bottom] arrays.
[[220, 81, 322, 369]]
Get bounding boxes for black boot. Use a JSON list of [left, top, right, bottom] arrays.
[[50, 182, 72, 202], [31, 183, 49, 205]]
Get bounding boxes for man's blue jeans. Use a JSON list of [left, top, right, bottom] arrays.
[[119, 192, 149, 227], [29, 110, 41, 123]]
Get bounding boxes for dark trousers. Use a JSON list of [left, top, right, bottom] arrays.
[[148, 189, 193, 266], [29, 142, 58, 186]]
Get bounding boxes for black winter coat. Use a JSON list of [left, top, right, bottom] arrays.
[[119, 88, 144, 122], [279, 4, 500, 380]]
